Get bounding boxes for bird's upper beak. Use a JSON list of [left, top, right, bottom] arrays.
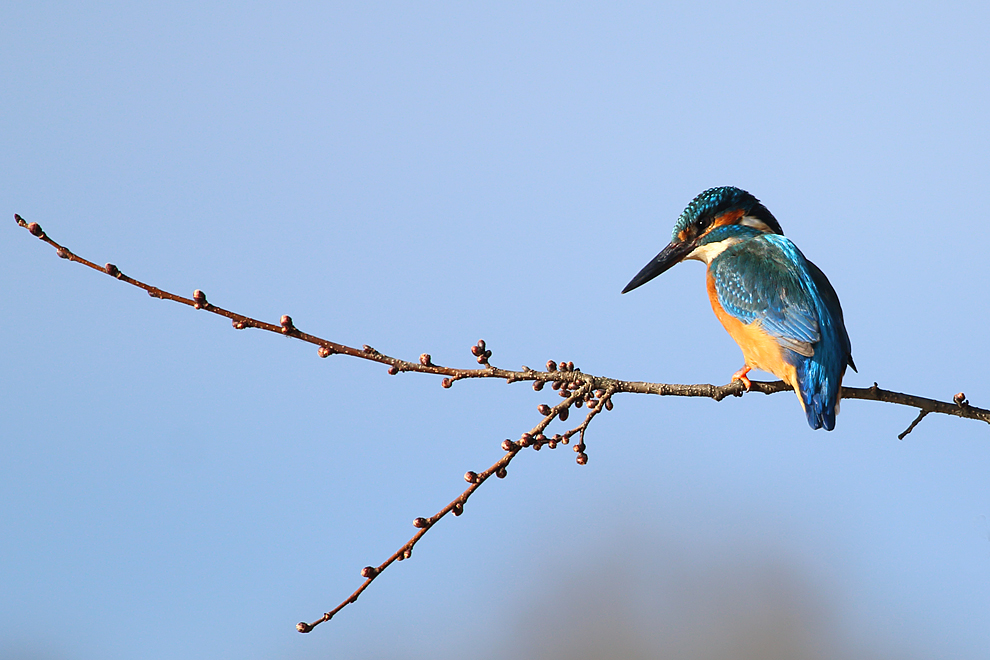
[[621, 239, 694, 294]]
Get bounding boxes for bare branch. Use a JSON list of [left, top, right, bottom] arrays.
[[15, 214, 990, 631]]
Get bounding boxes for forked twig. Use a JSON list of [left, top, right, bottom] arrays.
[[15, 214, 989, 631]]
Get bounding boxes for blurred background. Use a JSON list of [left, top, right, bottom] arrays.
[[3, 2, 989, 658]]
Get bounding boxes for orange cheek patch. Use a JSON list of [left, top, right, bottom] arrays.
[[713, 209, 745, 227]]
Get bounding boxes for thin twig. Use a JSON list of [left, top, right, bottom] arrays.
[[898, 410, 930, 440], [297, 384, 589, 632]]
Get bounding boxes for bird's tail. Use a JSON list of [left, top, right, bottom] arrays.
[[795, 359, 841, 431]]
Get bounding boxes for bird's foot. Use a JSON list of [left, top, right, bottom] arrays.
[[731, 366, 752, 391]]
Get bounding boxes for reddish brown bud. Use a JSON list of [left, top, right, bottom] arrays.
[[575, 399, 583, 408], [441, 377, 453, 388], [574, 442, 586, 453], [318, 346, 332, 358], [296, 622, 313, 633], [471, 345, 483, 356], [547, 360, 557, 372], [419, 353, 432, 366], [363, 344, 374, 353], [233, 320, 246, 330], [519, 432, 533, 447], [477, 339, 486, 350], [452, 502, 464, 516], [533, 442, 542, 451], [105, 263, 119, 277], [280, 315, 294, 334], [547, 439, 557, 449], [403, 548, 412, 559], [496, 467, 507, 479], [537, 404, 552, 416], [533, 380, 545, 391], [464, 471, 478, 483], [605, 399, 614, 411], [954, 392, 968, 405], [558, 407, 569, 421], [501, 439, 518, 452], [551, 380, 562, 391], [193, 289, 207, 309], [566, 361, 575, 371], [388, 365, 399, 375], [27, 222, 43, 237], [576, 452, 588, 465], [361, 566, 378, 578], [413, 517, 430, 529], [483, 349, 492, 359], [56, 247, 69, 259]]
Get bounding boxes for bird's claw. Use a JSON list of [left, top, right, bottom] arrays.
[[731, 367, 752, 392]]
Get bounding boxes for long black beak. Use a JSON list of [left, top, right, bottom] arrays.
[[621, 240, 693, 294]]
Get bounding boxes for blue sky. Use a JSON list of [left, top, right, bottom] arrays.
[[3, 2, 989, 658]]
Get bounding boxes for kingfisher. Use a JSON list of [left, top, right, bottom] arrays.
[[622, 186, 856, 430]]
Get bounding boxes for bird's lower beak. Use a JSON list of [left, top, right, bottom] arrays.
[[621, 240, 693, 293]]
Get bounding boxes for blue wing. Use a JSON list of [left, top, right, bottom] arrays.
[[710, 233, 854, 430], [709, 234, 821, 357]]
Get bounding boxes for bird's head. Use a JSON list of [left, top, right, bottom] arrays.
[[621, 186, 782, 294]]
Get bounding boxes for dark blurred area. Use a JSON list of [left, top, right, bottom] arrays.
[[493, 534, 927, 660]]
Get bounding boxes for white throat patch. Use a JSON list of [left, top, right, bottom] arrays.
[[686, 236, 743, 265]]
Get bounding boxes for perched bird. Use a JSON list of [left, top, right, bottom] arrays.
[[622, 186, 855, 430]]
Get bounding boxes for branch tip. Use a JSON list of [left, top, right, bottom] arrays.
[[898, 410, 930, 440]]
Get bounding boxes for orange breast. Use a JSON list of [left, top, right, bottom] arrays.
[[706, 270, 804, 404]]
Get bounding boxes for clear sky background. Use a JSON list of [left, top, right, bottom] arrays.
[[3, 2, 989, 659]]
